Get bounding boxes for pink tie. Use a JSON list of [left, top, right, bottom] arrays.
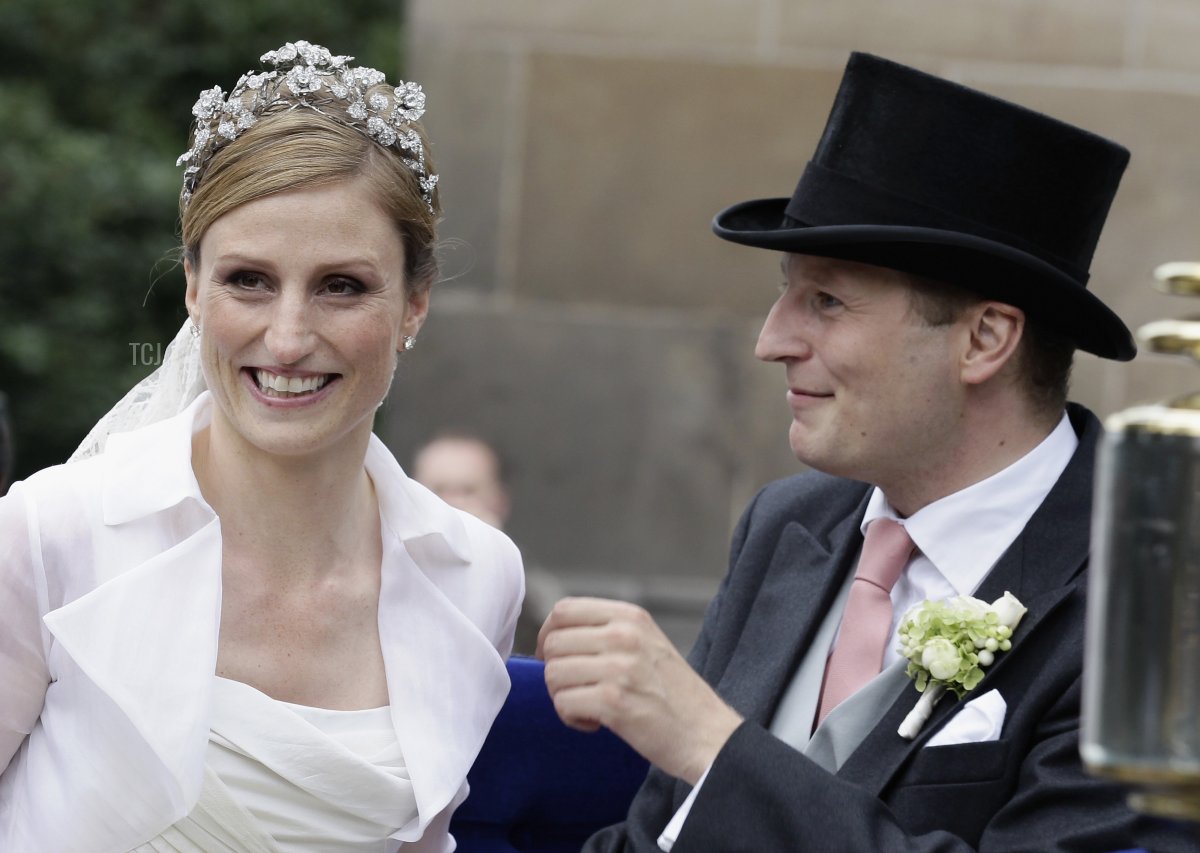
[[815, 517, 915, 727]]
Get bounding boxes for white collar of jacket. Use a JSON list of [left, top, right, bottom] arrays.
[[35, 392, 509, 849], [99, 391, 474, 564]]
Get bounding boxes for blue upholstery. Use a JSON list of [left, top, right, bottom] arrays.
[[450, 656, 650, 853]]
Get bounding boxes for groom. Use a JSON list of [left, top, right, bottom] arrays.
[[538, 53, 1191, 850]]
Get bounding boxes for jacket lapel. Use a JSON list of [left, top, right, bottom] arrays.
[[837, 406, 1099, 795], [40, 517, 224, 842], [368, 439, 510, 840], [377, 531, 510, 841], [716, 487, 870, 725]]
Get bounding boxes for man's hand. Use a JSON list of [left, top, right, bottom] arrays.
[[537, 596, 743, 785]]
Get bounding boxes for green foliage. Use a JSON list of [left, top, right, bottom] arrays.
[[0, 0, 404, 479]]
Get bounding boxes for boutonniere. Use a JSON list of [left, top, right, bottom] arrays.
[[896, 591, 1027, 739]]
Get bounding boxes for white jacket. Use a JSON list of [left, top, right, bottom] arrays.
[[0, 393, 524, 852]]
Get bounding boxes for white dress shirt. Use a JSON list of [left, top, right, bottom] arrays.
[[658, 413, 1078, 852], [864, 411, 1078, 668]]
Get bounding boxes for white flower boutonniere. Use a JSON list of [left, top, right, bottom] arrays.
[[896, 591, 1027, 739]]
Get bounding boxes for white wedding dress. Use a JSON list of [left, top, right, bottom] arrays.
[[135, 677, 419, 852]]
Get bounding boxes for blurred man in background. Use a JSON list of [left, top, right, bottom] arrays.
[[412, 431, 511, 530]]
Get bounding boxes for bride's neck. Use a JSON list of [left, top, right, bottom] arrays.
[[191, 417, 377, 572]]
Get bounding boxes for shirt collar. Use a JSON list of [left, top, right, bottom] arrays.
[[101, 392, 213, 525], [100, 391, 472, 563], [862, 411, 1078, 595]]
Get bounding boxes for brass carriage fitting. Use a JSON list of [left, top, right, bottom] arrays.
[[1153, 261, 1200, 296], [1137, 318, 1200, 360], [1084, 262, 1200, 828]]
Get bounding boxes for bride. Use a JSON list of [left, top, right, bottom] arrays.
[[0, 40, 523, 852]]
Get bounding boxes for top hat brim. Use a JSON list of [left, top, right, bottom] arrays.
[[714, 197, 1135, 361]]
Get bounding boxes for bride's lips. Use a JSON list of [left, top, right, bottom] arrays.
[[242, 367, 341, 407]]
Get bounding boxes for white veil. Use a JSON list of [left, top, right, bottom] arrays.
[[69, 320, 207, 462]]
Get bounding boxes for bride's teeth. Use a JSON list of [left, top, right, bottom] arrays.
[[290, 375, 325, 392], [255, 369, 283, 391], [254, 370, 328, 395], [289, 375, 325, 393]]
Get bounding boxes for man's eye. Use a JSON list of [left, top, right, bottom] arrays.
[[814, 292, 843, 309]]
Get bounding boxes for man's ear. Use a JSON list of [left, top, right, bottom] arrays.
[[960, 302, 1025, 386]]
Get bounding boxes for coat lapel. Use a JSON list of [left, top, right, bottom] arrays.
[[837, 406, 1099, 795], [716, 487, 870, 725], [368, 438, 510, 840], [377, 531, 510, 841], [39, 517, 224, 843]]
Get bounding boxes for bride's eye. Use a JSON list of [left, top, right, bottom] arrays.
[[226, 271, 268, 290], [324, 277, 365, 295]]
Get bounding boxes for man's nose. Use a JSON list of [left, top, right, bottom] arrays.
[[755, 296, 810, 362]]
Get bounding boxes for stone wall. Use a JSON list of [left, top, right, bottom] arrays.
[[385, 1, 1200, 648]]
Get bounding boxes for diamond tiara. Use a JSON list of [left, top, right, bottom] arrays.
[[176, 40, 438, 212]]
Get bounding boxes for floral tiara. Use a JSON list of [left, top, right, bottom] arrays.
[[176, 40, 438, 212]]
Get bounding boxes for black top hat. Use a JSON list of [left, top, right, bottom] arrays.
[[713, 52, 1135, 361]]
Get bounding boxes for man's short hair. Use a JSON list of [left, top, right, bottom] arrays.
[[905, 274, 1074, 415]]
